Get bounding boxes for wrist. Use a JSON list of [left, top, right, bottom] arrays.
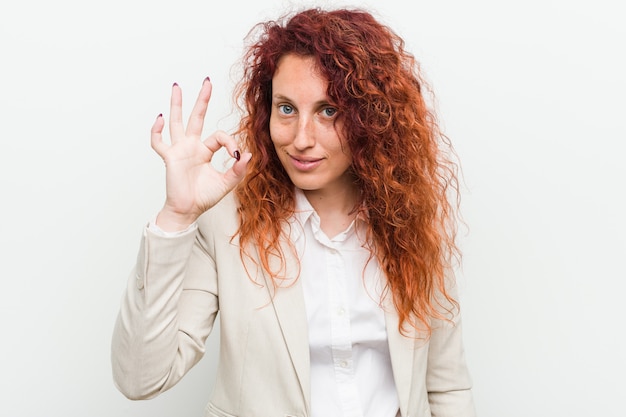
[[155, 208, 199, 232]]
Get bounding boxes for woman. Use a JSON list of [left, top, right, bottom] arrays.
[[112, 7, 475, 417]]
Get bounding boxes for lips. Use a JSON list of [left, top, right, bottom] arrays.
[[289, 154, 323, 171]]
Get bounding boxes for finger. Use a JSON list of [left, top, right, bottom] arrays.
[[186, 77, 212, 138], [169, 83, 184, 142], [202, 130, 240, 157], [222, 152, 252, 191], [204, 130, 237, 154], [150, 114, 167, 157]]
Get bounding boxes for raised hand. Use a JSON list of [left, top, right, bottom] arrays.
[[150, 78, 251, 232]]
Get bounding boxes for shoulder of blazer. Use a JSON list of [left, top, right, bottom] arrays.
[[196, 192, 241, 244]]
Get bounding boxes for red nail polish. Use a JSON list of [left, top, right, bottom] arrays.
[[172, 82, 178, 87], [204, 76, 211, 83], [234, 150, 241, 161], [157, 113, 163, 119]]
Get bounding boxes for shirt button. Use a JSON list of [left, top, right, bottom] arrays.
[[337, 308, 345, 316], [339, 360, 348, 368]]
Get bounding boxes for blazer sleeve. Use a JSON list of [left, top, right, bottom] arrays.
[[426, 282, 476, 417], [111, 224, 219, 400]]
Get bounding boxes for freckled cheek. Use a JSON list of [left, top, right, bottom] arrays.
[[326, 132, 351, 160], [269, 121, 291, 149]]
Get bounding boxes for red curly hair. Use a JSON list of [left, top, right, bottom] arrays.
[[234, 7, 460, 335]]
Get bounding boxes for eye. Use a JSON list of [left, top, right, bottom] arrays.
[[321, 107, 337, 118], [278, 104, 294, 115]]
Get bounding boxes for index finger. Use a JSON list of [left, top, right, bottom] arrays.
[[185, 77, 213, 139], [203, 130, 240, 157]]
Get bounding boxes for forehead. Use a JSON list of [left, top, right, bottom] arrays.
[[272, 54, 328, 95]]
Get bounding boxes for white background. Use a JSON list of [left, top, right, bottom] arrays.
[[1, 0, 624, 415]]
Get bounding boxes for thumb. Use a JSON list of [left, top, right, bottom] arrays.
[[222, 152, 252, 191]]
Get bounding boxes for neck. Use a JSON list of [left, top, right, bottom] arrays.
[[303, 184, 359, 238]]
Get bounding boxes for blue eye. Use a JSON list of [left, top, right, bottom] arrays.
[[279, 104, 294, 115], [322, 107, 337, 117]]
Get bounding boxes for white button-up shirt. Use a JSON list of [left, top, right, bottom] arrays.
[[291, 190, 399, 417]]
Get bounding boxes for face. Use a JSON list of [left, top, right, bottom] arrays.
[[269, 54, 354, 198]]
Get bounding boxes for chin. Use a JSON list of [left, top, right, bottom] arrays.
[[290, 182, 321, 192]]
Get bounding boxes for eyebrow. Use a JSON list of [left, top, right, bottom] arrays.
[[272, 93, 333, 108]]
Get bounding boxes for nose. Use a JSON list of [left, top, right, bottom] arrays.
[[292, 116, 315, 150]]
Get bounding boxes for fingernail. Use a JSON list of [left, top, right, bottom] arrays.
[[204, 76, 211, 83], [234, 150, 241, 161], [172, 82, 178, 87], [157, 113, 163, 119]]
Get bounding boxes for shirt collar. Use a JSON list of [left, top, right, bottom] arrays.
[[293, 188, 316, 226], [289, 188, 368, 245], [288, 188, 316, 244]]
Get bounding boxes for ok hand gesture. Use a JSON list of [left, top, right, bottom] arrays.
[[150, 78, 251, 232]]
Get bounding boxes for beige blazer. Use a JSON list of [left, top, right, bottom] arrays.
[[111, 193, 475, 417]]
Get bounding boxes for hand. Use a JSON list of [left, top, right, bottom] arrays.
[[150, 78, 251, 232]]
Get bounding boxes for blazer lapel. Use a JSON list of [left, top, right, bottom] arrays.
[[384, 295, 416, 417], [261, 239, 311, 412]]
